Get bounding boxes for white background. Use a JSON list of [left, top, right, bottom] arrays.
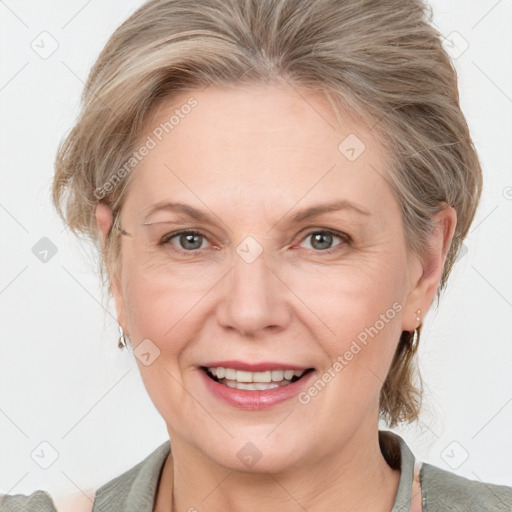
[[1, 0, 511, 506]]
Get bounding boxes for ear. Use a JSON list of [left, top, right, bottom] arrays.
[[95, 201, 114, 241], [95, 202, 127, 331], [402, 206, 457, 331]]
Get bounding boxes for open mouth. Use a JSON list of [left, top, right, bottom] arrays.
[[201, 366, 315, 391]]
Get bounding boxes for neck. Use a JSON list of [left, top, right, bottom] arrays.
[[155, 424, 400, 512]]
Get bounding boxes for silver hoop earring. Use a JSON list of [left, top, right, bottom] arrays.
[[118, 325, 129, 349]]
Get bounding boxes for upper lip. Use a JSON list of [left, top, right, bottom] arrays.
[[200, 360, 313, 372]]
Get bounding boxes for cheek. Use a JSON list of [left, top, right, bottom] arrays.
[[288, 250, 408, 404], [290, 245, 407, 338], [123, 269, 197, 349], [120, 240, 210, 338], [121, 269, 206, 421]]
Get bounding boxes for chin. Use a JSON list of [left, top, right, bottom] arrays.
[[196, 432, 309, 474]]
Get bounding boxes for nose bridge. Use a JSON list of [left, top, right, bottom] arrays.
[[217, 238, 289, 336]]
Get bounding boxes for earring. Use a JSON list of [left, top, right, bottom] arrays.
[[410, 327, 420, 352], [410, 309, 422, 352], [118, 325, 129, 349]]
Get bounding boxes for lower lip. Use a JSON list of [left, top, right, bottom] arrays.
[[199, 368, 315, 410]]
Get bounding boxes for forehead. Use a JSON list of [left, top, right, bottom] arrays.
[[125, 83, 396, 222]]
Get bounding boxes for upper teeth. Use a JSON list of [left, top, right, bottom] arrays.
[[207, 367, 305, 383]]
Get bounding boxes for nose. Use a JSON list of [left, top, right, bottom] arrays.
[[216, 247, 291, 337]]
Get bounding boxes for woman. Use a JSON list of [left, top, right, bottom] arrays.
[[3, 0, 510, 510]]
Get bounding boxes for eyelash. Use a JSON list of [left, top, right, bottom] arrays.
[[159, 229, 351, 255]]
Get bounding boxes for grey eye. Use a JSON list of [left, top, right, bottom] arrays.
[[308, 232, 334, 250], [298, 230, 350, 254], [165, 231, 207, 251], [181, 233, 203, 250]]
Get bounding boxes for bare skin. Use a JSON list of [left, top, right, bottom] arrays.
[[96, 82, 455, 512], [52, 492, 94, 512], [411, 468, 423, 511]]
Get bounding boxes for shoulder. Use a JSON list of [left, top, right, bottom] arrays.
[[0, 490, 57, 511], [421, 462, 512, 511], [92, 440, 170, 512]]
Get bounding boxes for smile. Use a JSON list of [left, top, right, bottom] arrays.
[[203, 366, 313, 390], [201, 365, 315, 395]]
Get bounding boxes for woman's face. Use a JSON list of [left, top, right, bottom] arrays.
[[105, 84, 432, 471]]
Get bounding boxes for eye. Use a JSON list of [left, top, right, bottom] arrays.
[[159, 228, 350, 254], [298, 230, 350, 254], [161, 230, 209, 251]]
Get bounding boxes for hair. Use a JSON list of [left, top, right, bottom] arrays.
[[52, 0, 482, 427]]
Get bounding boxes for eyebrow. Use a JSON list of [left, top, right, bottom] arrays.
[[143, 199, 371, 226]]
